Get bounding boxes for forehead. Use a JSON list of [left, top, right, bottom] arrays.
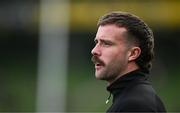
[[95, 24, 127, 41]]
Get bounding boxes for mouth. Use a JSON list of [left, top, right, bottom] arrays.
[[95, 62, 103, 70], [91, 56, 104, 70]]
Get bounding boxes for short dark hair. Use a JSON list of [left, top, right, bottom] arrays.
[[97, 11, 154, 74]]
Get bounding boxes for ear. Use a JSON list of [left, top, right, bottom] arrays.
[[128, 47, 141, 62]]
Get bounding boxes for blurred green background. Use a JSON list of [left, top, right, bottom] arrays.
[[0, 0, 180, 112]]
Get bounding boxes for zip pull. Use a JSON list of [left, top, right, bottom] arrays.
[[105, 93, 111, 104]]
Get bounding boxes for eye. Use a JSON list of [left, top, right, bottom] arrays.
[[101, 40, 112, 47]]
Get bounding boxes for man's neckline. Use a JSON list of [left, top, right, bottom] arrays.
[[106, 69, 148, 93]]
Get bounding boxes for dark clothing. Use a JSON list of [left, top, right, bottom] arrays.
[[106, 70, 166, 112]]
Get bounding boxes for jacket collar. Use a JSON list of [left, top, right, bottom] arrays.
[[106, 69, 149, 96]]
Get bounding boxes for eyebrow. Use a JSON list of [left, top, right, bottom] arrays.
[[94, 38, 114, 45]]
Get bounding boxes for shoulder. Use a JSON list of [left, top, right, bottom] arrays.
[[119, 95, 156, 112], [123, 81, 157, 106], [115, 82, 165, 112], [108, 94, 156, 112]]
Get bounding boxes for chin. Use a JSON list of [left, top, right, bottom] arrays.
[[95, 75, 107, 81], [95, 70, 108, 80], [95, 75, 101, 79], [95, 74, 103, 80]]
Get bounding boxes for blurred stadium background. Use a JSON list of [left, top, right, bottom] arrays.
[[0, 0, 180, 112]]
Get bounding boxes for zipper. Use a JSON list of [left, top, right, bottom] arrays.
[[105, 93, 112, 104]]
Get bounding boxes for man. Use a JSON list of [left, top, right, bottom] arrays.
[[91, 11, 166, 112]]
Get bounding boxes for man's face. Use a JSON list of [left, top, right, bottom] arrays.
[[91, 24, 130, 82]]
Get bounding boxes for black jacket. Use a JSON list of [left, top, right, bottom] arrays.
[[106, 70, 166, 112]]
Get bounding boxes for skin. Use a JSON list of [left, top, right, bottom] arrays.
[[91, 24, 141, 85]]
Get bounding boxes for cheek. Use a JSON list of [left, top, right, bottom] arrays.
[[102, 50, 121, 63], [101, 44, 129, 60], [105, 49, 129, 64]]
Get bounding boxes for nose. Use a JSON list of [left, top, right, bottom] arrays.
[[91, 44, 101, 56]]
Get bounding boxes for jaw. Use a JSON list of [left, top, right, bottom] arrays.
[[95, 66, 106, 80]]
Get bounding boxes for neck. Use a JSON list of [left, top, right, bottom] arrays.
[[107, 63, 139, 85]]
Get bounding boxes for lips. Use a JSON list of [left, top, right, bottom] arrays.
[[91, 56, 104, 69], [95, 63, 103, 70]]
